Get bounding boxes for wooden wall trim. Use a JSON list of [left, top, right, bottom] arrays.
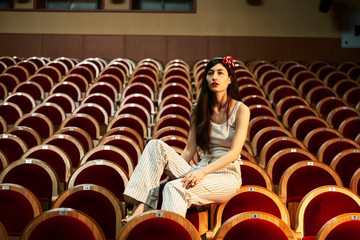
[[0, 33, 359, 65]]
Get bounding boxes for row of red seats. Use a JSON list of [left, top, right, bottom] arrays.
[[0, 56, 360, 240]]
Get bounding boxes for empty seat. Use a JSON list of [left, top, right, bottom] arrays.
[[298, 78, 325, 96], [0, 102, 23, 125], [324, 71, 350, 88], [238, 84, 266, 99], [239, 160, 274, 191], [306, 86, 338, 106], [68, 159, 129, 201], [27, 74, 54, 94], [330, 148, 360, 188], [258, 70, 286, 87], [60, 113, 101, 140], [74, 103, 109, 126], [31, 102, 66, 125], [43, 93, 76, 114], [0, 133, 28, 164], [266, 148, 318, 185], [21, 144, 72, 184], [294, 185, 360, 240], [315, 96, 348, 118], [35, 65, 62, 83], [282, 105, 319, 129], [158, 83, 192, 103], [268, 85, 301, 105], [99, 135, 142, 166], [50, 81, 82, 103], [0, 73, 20, 92], [0, 159, 61, 209], [303, 127, 343, 155], [122, 82, 154, 102], [275, 95, 309, 117], [263, 77, 292, 95], [13, 81, 45, 103], [107, 114, 147, 139], [95, 73, 123, 94], [43, 134, 85, 169], [278, 161, 343, 228], [247, 116, 283, 143], [326, 106, 360, 129], [152, 114, 190, 134], [291, 116, 330, 141], [156, 104, 190, 122], [259, 136, 307, 168], [55, 126, 94, 152], [52, 184, 123, 240], [14, 113, 54, 138], [128, 74, 157, 93], [338, 116, 360, 140], [248, 104, 277, 121], [4, 65, 29, 82], [4, 92, 36, 113], [317, 137, 360, 165], [115, 103, 150, 126], [80, 145, 134, 176], [6, 126, 41, 149], [61, 74, 89, 93], [211, 185, 290, 235], [19, 208, 106, 240], [118, 210, 201, 240], [333, 79, 359, 97], [241, 95, 272, 108], [315, 212, 360, 240], [0, 183, 42, 237], [291, 70, 318, 88], [251, 126, 292, 157], [82, 93, 115, 117], [102, 126, 144, 151], [213, 211, 296, 240], [68, 65, 94, 84], [343, 86, 360, 107], [87, 82, 119, 103]]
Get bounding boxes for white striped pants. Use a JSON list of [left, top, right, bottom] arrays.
[[123, 139, 242, 217]]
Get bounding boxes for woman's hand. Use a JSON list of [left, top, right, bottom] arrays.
[[181, 170, 206, 189]]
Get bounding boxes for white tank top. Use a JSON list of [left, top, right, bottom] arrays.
[[201, 101, 242, 161]]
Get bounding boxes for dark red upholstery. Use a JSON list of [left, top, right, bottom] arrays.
[[222, 192, 281, 224], [125, 218, 192, 240], [16, 114, 52, 138], [241, 165, 268, 188], [0, 136, 26, 164], [28, 215, 97, 240], [2, 163, 53, 205], [84, 148, 132, 175], [303, 192, 360, 237], [271, 150, 315, 185], [0, 102, 22, 124], [325, 221, 360, 240], [0, 189, 36, 235], [73, 164, 127, 200], [25, 147, 68, 182], [58, 190, 116, 239], [286, 166, 338, 202], [223, 219, 288, 240], [333, 150, 360, 188]]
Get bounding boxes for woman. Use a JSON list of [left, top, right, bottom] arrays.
[[122, 56, 250, 222]]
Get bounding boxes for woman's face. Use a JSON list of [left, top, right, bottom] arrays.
[[206, 63, 231, 93]]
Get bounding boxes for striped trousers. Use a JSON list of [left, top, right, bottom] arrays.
[[123, 139, 241, 217]]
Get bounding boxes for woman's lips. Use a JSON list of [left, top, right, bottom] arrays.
[[211, 82, 219, 87]]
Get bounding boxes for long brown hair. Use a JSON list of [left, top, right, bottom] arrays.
[[192, 57, 241, 154]]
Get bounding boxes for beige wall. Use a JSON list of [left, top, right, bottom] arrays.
[[2, 0, 359, 37]]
